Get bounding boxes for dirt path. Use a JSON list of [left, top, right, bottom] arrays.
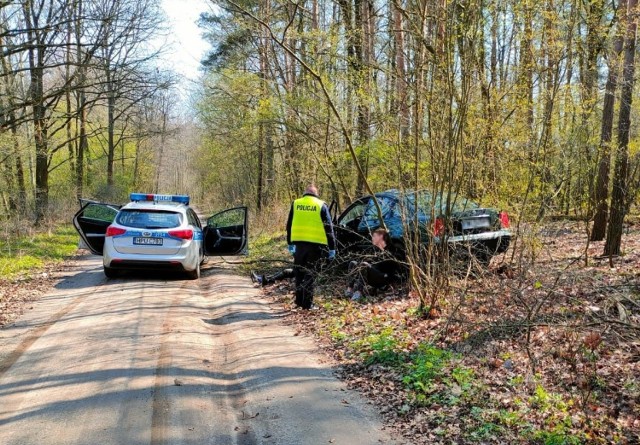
[[0, 255, 395, 445]]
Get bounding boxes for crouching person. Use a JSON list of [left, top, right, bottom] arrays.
[[346, 228, 405, 301]]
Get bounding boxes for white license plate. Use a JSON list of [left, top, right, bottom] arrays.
[[461, 217, 490, 230], [133, 237, 163, 246]]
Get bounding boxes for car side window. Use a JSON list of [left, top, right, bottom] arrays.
[[187, 209, 201, 228], [82, 203, 118, 223], [338, 200, 367, 229]]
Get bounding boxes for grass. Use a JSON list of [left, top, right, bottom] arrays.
[[241, 231, 291, 274], [0, 224, 79, 279]]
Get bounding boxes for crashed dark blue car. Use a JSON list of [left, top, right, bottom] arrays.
[[333, 189, 512, 265]]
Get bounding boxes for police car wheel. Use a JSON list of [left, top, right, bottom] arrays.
[[187, 261, 200, 280], [104, 266, 119, 279]]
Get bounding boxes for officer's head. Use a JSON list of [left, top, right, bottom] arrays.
[[305, 184, 319, 196]]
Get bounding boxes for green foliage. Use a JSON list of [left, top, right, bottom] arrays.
[[0, 225, 78, 279], [327, 318, 348, 343], [402, 343, 452, 403], [194, 70, 264, 208], [451, 365, 475, 389], [248, 231, 286, 259], [355, 327, 407, 366], [468, 420, 503, 441], [496, 408, 525, 428], [241, 231, 289, 275], [312, 300, 351, 343], [530, 427, 583, 445], [530, 385, 570, 413]]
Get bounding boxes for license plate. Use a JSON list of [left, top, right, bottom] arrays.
[[461, 217, 490, 230], [133, 237, 163, 246]]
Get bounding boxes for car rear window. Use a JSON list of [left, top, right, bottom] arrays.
[[116, 210, 183, 229]]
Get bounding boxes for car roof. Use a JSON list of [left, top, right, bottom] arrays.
[[120, 201, 189, 212], [368, 189, 426, 202], [375, 189, 403, 199]]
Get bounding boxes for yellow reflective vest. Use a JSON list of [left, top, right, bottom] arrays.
[[289, 195, 328, 245]]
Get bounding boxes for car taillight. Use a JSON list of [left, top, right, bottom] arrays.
[[168, 229, 193, 240], [499, 211, 510, 228], [433, 217, 445, 237], [106, 226, 126, 237]]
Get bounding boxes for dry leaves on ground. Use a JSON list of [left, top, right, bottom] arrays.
[[262, 221, 640, 444]]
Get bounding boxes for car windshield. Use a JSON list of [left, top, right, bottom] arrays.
[[116, 209, 182, 229]]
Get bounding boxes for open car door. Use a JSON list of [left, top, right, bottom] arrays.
[[334, 196, 371, 252], [203, 206, 248, 256], [73, 201, 121, 255], [329, 199, 338, 223]]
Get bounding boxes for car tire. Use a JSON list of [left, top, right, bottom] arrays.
[[104, 266, 119, 279], [187, 261, 200, 280]]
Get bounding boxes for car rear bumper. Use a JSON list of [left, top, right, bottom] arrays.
[[106, 259, 191, 271], [439, 229, 512, 253], [103, 247, 200, 272]]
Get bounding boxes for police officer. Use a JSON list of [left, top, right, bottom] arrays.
[[286, 184, 336, 310]]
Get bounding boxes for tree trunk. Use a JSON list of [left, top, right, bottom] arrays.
[[0, 31, 18, 212], [354, 0, 372, 197], [256, 0, 272, 211], [66, 21, 76, 185], [392, 0, 409, 142], [154, 99, 168, 194], [536, 0, 559, 220], [604, 0, 638, 256], [75, 0, 87, 200], [1, 158, 17, 212], [591, 18, 624, 241], [107, 75, 116, 188], [519, 3, 534, 135], [22, 0, 49, 224]]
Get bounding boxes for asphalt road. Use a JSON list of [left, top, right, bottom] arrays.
[[0, 255, 396, 445]]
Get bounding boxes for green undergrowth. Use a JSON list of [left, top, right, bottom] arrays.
[[242, 231, 291, 274], [317, 299, 588, 444], [0, 224, 78, 279]]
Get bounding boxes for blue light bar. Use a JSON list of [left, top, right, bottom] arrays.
[[130, 193, 189, 205]]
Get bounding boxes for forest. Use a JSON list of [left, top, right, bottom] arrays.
[[2, 0, 640, 252], [1, 0, 640, 442]]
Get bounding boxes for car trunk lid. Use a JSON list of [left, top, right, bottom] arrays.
[[451, 208, 499, 236]]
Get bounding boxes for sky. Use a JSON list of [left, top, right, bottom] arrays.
[[160, 0, 212, 84]]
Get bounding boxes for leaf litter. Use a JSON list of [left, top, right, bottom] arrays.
[[261, 221, 640, 444]]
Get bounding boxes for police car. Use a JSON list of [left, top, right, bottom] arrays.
[[73, 193, 248, 279]]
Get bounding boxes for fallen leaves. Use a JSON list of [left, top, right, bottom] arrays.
[[263, 221, 640, 444], [0, 265, 64, 328]]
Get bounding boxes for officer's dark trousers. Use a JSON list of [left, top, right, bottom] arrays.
[[293, 242, 325, 309]]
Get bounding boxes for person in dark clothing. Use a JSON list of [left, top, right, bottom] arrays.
[[346, 228, 405, 300], [251, 268, 295, 286], [286, 184, 336, 310]]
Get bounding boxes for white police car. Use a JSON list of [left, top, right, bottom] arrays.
[[73, 193, 248, 279]]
